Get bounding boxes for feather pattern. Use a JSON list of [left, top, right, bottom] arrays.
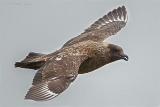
[[63, 6, 127, 47], [15, 6, 129, 101], [25, 44, 90, 101]]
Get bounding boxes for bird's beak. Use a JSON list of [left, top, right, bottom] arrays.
[[119, 53, 128, 61]]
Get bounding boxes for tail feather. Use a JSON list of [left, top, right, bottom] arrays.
[[15, 61, 45, 70], [15, 52, 46, 70], [21, 52, 45, 62]]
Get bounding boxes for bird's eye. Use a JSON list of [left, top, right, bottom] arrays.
[[113, 48, 118, 52]]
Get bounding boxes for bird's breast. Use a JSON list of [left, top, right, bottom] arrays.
[[78, 57, 111, 74]]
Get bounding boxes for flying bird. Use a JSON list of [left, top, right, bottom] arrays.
[[15, 6, 128, 101]]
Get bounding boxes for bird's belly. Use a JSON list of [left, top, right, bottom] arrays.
[[78, 58, 110, 74]]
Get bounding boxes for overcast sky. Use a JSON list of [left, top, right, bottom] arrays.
[[0, 0, 160, 107]]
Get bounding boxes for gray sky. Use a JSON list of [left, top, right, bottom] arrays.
[[0, 0, 160, 107]]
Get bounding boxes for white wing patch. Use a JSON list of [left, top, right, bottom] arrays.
[[25, 82, 59, 101], [38, 83, 59, 101], [56, 57, 62, 61], [83, 6, 128, 33]]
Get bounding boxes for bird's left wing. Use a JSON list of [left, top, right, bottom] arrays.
[[25, 53, 88, 101], [63, 6, 127, 47]]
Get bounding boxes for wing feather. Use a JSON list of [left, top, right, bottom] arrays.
[[25, 52, 88, 101], [62, 6, 127, 48]]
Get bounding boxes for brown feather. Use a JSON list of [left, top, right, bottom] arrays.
[[15, 6, 128, 101]]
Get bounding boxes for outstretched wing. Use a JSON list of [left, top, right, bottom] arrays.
[[25, 53, 88, 101], [63, 6, 127, 47]]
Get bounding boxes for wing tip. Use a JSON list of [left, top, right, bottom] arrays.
[[24, 96, 31, 101], [24, 82, 60, 101], [24, 92, 58, 101], [83, 5, 128, 33], [119, 5, 128, 22], [103, 5, 128, 23], [122, 5, 126, 8]]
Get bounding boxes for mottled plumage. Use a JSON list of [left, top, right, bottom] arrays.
[[15, 6, 128, 101]]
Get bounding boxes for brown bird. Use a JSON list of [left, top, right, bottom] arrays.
[[15, 6, 128, 101]]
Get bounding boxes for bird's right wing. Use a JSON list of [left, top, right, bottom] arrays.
[[63, 6, 127, 48], [25, 51, 88, 101]]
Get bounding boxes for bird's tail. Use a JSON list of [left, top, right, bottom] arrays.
[[15, 61, 45, 70], [15, 52, 46, 70]]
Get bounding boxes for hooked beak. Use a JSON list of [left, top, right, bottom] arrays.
[[119, 53, 128, 61]]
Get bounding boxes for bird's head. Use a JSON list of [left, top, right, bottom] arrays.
[[102, 43, 128, 62]]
